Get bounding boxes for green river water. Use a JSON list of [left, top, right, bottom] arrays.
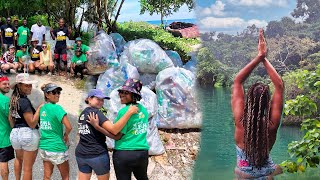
[[192, 87, 319, 180]]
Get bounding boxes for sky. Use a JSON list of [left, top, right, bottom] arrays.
[[118, 0, 196, 22], [195, 0, 297, 34]]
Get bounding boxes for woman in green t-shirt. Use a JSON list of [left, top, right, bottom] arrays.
[[35, 83, 72, 180], [88, 79, 150, 180]]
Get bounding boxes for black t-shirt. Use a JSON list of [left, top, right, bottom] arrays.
[[12, 96, 36, 128], [29, 45, 43, 61], [1, 24, 16, 44], [53, 27, 68, 49], [75, 107, 109, 158]]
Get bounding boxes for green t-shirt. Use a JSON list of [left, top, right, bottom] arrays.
[[0, 93, 12, 148], [39, 103, 67, 152], [73, 44, 90, 53], [17, 26, 30, 46], [16, 50, 29, 62], [114, 104, 150, 150], [71, 54, 87, 65]]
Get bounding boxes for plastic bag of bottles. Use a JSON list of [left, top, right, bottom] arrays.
[[165, 50, 183, 67], [140, 73, 157, 90], [105, 86, 158, 121], [110, 33, 126, 56], [147, 115, 165, 155], [155, 67, 202, 129], [120, 39, 174, 74], [87, 32, 119, 75], [96, 63, 140, 103], [183, 55, 197, 74]]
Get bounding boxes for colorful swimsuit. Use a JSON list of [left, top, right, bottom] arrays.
[[235, 145, 276, 179]]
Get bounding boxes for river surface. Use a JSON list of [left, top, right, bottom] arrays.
[[193, 87, 319, 179]]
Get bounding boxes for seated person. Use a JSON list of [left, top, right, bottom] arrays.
[[15, 44, 29, 72], [39, 41, 54, 75], [71, 48, 88, 79], [0, 45, 19, 73], [28, 38, 43, 74]]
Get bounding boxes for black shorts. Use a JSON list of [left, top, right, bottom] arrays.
[[54, 47, 67, 55], [0, 145, 15, 162]]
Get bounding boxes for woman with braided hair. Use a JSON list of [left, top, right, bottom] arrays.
[[232, 29, 284, 179], [9, 73, 41, 180]]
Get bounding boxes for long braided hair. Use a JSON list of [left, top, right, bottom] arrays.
[[242, 82, 271, 168], [9, 85, 21, 126]]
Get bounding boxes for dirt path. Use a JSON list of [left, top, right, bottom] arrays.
[[5, 74, 199, 180]]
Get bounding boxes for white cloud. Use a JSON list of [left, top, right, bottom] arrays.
[[228, 0, 288, 7], [198, 1, 226, 17], [198, 17, 267, 31]]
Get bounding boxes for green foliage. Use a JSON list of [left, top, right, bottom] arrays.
[[292, 0, 320, 23], [281, 65, 320, 173], [140, 0, 193, 24], [117, 21, 200, 61]]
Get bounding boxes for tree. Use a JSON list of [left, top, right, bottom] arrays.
[[0, 0, 44, 18], [84, 0, 125, 33], [292, 0, 320, 23], [139, 0, 194, 25]]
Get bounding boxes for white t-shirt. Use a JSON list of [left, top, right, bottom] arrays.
[[31, 24, 46, 45]]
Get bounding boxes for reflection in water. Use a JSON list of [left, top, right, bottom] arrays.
[[193, 87, 317, 180]]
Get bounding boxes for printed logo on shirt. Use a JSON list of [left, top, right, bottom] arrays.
[[4, 28, 13, 37], [31, 48, 40, 58], [131, 121, 147, 135], [41, 111, 46, 117], [79, 114, 85, 121], [76, 60, 82, 65], [21, 30, 28, 36], [138, 112, 145, 119], [40, 121, 52, 130], [57, 31, 66, 41], [78, 123, 90, 135]]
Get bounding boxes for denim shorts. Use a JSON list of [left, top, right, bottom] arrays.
[[235, 145, 276, 179], [10, 127, 40, 151], [76, 153, 110, 175], [40, 149, 69, 165]]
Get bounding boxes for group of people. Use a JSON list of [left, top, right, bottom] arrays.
[[0, 17, 89, 79], [0, 73, 150, 180]]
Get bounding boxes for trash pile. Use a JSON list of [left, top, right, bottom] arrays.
[[90, 32, 201, 155]]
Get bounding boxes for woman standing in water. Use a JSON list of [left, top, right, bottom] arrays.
[[232, 29, 284, 179]]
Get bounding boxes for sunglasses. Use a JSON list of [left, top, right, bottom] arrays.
[[42, 46, 47, 48], [49, 90, 61, 95], [118, 90, 130, 95]]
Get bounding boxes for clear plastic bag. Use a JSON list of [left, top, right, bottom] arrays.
[[165, 50, 183, 67], [120, 39, 174, 74], [110, 33, 126, 56], [140, 73, 157, 90], [86, 32, 119, 75], [183, 55, 197, 73], [105, 86, 158, 121], [148, 115, 165, 155], [155, 67, 202, 129], [96, 63, 140, 106]]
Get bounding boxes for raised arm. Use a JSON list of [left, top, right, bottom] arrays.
[[232, 29, 266, 125], [87, 105, 139, 135], [263, 58, 284, 130]]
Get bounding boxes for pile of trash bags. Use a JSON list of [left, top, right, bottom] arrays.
[[90, 33, 201, 155]]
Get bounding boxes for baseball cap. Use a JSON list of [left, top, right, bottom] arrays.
[[87, 89, 110, 100], [42, 83, 62, 93]]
